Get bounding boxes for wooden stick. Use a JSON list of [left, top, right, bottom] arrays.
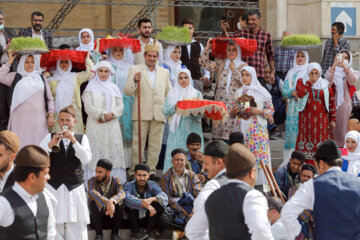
[[259, 160, 277, 198], [137, 81, 142, 164], [265, 164, 286, 203]]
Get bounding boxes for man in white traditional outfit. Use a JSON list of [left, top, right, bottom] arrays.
[[125, 41, 171, 178], [40, 104, 92, 240]]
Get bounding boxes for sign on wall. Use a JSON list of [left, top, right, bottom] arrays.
[[331, 3, 356, 36]]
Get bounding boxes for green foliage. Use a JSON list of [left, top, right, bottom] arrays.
[[156, 26, 191, 43], [282, 34, 322, 46], [9, 37, 48, 51]]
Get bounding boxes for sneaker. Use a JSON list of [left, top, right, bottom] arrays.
[[130, 232, 148, 240], [95, 234, 103, 240], [111, 233, 121, 240], [270, 130, 283, 140]]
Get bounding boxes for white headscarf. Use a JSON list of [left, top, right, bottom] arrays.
[[76, 28, 95, 51], [106, 47, 133, 95], [236, 66, 272, 134], [333, 50, 355, 109], [11, 54, 44, 112], [285, 50, 309, 89], [306, 62, 329, 90], [167, 69, 198, 132], [224, 43, 245, 97], [343, 131, 360, 176], [48, 60, 77, 113], [83, 61, 122, 111], [164, 45, 182, 86]]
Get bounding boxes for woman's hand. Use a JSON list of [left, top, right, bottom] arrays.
[[47, 113, 55, 127], [104, 113, 113, 121], [250, 107, 263, 115], [230, 107, 241, 118], [206, 38, 213, 50], [43, 71, 51, 78], [7, 49, 17, 65], [291, 90, 298, 102], [229, 61, 236, 72], [95, 38, 101, 53], [330, 120, 336, 130]]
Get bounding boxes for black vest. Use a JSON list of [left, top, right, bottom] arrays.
[[9, 73, 49, 112], [0, 188, 49, 240], [205, 182, 252, 240], [214, 171, 228, 187], [48, 134, 84, 191], [181, 42, 202, 80], [2, 169, 15, 192]]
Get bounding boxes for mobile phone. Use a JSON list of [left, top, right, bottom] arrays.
[[336, 53, 342, 61], [339, 148, 348, 156]]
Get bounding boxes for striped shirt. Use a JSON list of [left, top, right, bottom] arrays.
[[88, 176, 126, 211], [320, 38, 350, 75]]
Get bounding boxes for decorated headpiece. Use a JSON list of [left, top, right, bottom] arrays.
[[145, 39, 160, 53]]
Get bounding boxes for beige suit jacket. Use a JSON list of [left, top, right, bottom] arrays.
[[124, 63, 171, 122]]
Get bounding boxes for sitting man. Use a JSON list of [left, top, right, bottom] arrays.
[[186, 133, 206, 183], [288, 163, 317, 240], [274, 150, 305, 196], [88, 159, 126, 240], [161, 148, 202, 235], [124, 164, 168, 240], [267, 197, 292, 240], [264, 64, 286, 140]]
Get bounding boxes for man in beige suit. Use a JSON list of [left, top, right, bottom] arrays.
[[125, 42, 171, 177]]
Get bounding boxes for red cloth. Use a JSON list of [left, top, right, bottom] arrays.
[[177, 100, 227, 120], [40, 50, 88, 70], [295, 80, 336, 161], [210, 38, 257, 59], [97, 37, 141, 53]]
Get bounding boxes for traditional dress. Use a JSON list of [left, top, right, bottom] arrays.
[[325, 51, 359, 147], [342, 131, 360, 177], [199, 43, 246, 140], [0, 55, 55, 147], [48, 58, 94, 133], [107, 48, 134, 168], [281, 50, 309, 165], [83, 61, 126, 183], [162, 69, 204, 173], [76, 28, 95, 51], [295, 63, 336, 163], [234, 66, 274, 184]]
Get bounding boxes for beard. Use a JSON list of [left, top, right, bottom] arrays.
[[33, 24, 42, 31], [97, 175, 108, 183], [140, 31, 151, 39], [0, 160, 10, 174]]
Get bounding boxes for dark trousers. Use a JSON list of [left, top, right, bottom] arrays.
[[90, 200, 123, 235], [125, 202, 163, 234], [268, 97, 287, 132]]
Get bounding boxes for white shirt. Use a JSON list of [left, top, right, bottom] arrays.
[[0, 182, 57, 240], [186, 38, 210, 79], [281, 167, 341, 238], [185, 168, 226, 240], [0, 165, 14, 193], [39, 133, 92, 166], [271, 218, 293, 240], [146, 65, 157, 89], [32, 28, 44, 40]]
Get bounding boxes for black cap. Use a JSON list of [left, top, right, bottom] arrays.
[[186, 132, 201, 145], [96, 159, 113, 171], [314, 140, 341, 164], [204, 140, 229, 158], [135, 163, 150, 173], [171, 148, 187, 158]]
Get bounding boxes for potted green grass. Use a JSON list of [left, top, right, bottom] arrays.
[[281, 34, 322, 49], [9, 37, 49, 54], [156, 26, 192, 46]]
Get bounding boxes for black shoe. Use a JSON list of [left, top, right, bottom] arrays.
[[95, 234, 103, 240], [111, 233, 121, 240], [130, 232, 148, 240], [149, 174, 160, 181], [270, 130, 283, 140]]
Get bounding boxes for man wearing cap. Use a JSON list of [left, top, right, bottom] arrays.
[[0, 130, 20, 193], [39, 104, 92, 240], [125, 40, 171, 178], [0, 145, 56, 239], [205, 143, 274, 240], [281, 140, 360, 239], [161, 148, 202, 231], [124, 163, 168, 240], [185, 140, 228, 240], [185, 132, 205, 183], [88, 159, 126, 240], [229, 131, 244, 145]]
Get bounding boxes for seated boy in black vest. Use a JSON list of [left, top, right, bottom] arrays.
[[88, 159, 125, 240], [264, 64, 286, 139], [39, 104, 92, 240]]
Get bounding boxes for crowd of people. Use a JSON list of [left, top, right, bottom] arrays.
[[0, 8, 360, 240]]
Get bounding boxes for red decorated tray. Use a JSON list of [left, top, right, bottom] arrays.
[[97, 37, 141, 53], [40, 49, 88, 70], [211, 38, 257, 59], [177, 100, 227, 120]]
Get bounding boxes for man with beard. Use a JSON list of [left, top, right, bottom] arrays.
[[88, 159, 126, 240], [18, 11, 53, 49], [0, 130, 20, 193], [134, 18, 163, 65]]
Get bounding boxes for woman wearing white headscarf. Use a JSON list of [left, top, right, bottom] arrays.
[[163, 45, 186, 86], [281, 50, 309, 165], [342, 130, 360, 177], [162, 69, 203, 173], [295, 63, 336, 164], [82, 61, 126, 183], [76, 28, 95, 51], [230, 66, 274, 184], [200, 39, 247, 141], [106, 46, 134, 168], [326, 50, 359, 147], [47, 53, 93, 133], [0, 50, 55, 147]]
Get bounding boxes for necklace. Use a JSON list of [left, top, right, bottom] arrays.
[[312, 89, 320, 101]]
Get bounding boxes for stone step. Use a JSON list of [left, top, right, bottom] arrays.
[[270, 149, 283, 159], [269, 139, 284, 149], [272, 158, 284, 169]]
